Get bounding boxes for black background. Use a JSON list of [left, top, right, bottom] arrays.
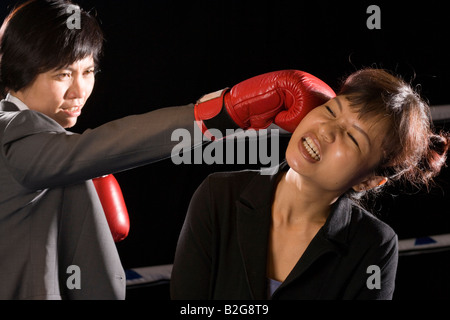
[[1, 0, 450, 299]]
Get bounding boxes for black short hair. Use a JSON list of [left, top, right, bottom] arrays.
[[0, 0, 104, 97]]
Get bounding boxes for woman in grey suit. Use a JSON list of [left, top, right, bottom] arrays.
[[0, 0, 333, 299]]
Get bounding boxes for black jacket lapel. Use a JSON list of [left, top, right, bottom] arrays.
[[235, 163, 287, 299], [234, 162, 354, 299], [236, 201, 271, 299], [276, 195, 352, 292]]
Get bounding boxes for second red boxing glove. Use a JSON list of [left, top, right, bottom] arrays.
[[93, 174, 130, 242], [195, 70, 336, 136]]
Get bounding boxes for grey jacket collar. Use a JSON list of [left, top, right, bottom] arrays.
[[0, 100, 21, 112]]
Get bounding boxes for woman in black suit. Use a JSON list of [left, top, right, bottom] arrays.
[[171, 68, 450, 300]]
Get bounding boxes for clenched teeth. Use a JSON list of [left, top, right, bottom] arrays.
[[303, 137, 321, 161], [65, 107, 80, 112]]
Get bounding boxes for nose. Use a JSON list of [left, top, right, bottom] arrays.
[[318, 121, 339, 144], [65, 75, 88, 100]]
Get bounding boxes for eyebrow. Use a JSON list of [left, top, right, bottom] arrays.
[[335, 97, 343, 112], [352, 124, 371, 147], [334, 97, 371, 147]]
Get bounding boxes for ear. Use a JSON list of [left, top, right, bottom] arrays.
[[352, 176, 388, 192]]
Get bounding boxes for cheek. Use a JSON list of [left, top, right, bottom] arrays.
[[323, 147, 364, 178], [296, 110, 317, 129], [333, 153, 376, 186], [22, 81, 61, 113], [287, 113, 317, 148], [88, 78, 95, 93], [333, 149, 367, 176], [53, 83, 70, 100], [285, 141, 300, 170], [36, 81, 66, 103]]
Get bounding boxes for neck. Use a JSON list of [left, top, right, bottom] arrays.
[[272, 169, 339, 227]]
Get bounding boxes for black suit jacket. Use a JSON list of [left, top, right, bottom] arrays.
[[171, 163, 398, 300]]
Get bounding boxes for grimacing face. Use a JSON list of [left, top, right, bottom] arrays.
[[285, 95, 389, 196], [11, 56, 96, 128]]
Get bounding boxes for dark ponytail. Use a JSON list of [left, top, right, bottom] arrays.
[[420, 132, 450, 183]]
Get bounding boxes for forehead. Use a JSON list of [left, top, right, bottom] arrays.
[[56, 56, 95, 70]]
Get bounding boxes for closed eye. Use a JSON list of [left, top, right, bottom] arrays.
[[326, 106, 336, 117], [347, 133, 359, 147]]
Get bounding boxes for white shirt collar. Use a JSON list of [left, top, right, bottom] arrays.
[[5, 93, 29, 111]]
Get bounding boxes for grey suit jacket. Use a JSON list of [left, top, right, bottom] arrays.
[[0, 100, 199, 299]]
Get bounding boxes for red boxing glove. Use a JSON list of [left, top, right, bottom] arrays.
[[195, 70, 336, 136], [93, 174, 130, 242]]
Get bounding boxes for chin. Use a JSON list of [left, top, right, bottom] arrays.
[[65, 122, 77, 129], [60, 118, 78, 129]]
